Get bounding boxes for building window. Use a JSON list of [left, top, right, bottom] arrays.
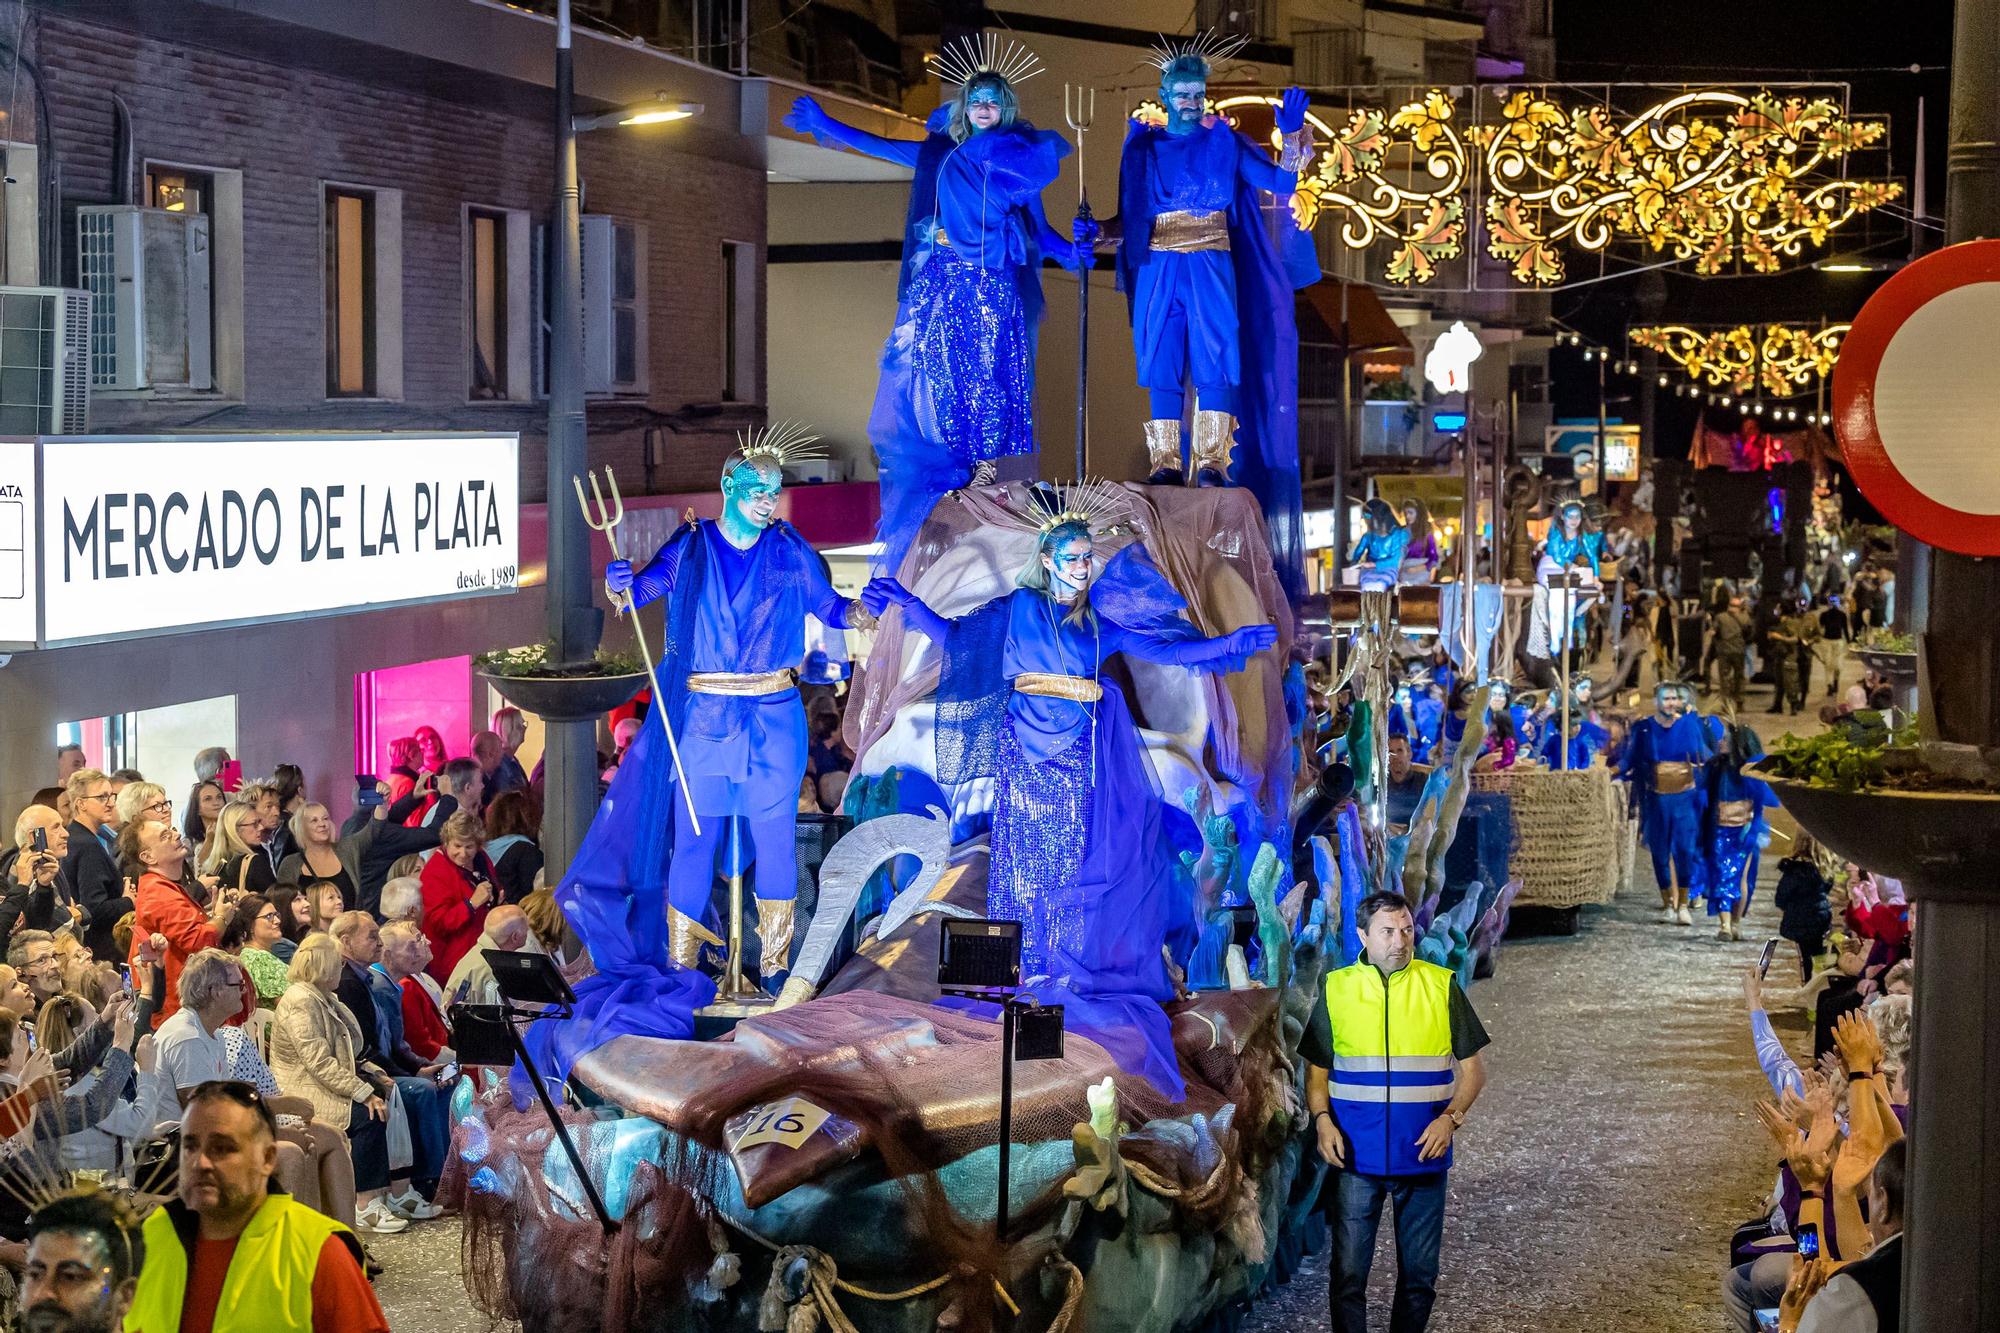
[[468, 209, 509, 400], [325, 188, 376, 397], [146, 166, 210, 216], [610, 219, 640, 388], [721, 239, 757, 402]]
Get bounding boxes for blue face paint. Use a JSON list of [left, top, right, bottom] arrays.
[[967, 89, 1004, 107]]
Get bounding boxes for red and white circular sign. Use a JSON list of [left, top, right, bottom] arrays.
[[1834, 238, 2000, 555]]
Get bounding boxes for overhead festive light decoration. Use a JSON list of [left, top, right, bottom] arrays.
[[1145, 85, 1898, 288], [1628, 322, 1849, 398], [1475, 88, 1900, 285]]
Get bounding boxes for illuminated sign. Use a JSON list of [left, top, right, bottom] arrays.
[[6, 433, 520, 649]]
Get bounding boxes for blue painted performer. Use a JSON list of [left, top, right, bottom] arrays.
[[600, 422, 872, 981], [784, 36, 1093, 573], [1533, 498, 1603, 665], [1349, 499, 1410, 591], [1115, 31, 1319, 599], [1533, 677, 1610, 769], [1621, 680, 1714, 925], [862, 483, 1278, 1098], [1702, 710, 1774, 941]]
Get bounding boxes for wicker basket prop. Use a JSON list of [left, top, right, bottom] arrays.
[[1470, 765, 1628, 909]]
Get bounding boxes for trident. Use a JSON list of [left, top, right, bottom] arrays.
[[1065, 83, 1096, 483], [574, 466, 700, 835]]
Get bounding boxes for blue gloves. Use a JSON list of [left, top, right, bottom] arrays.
[[1072, 214, 1101, 247], [1227, 624, 1281, 657], [1275, 87, 1308, 135], [605, 559, 635, 596], [783, 96, 829, 139]]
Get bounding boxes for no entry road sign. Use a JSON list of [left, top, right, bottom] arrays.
[[1834, 238, 2000, 556]]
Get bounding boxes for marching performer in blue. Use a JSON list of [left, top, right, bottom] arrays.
[[1534, 677, 1610, 769], [785, 37, 1091, 574], [1116, 31, 1319, 600], [1702, 708, 1774, 941], [1621, 680, 1714, 925], [862, 482, 1277, 1098], [599, 422, 871, 980]]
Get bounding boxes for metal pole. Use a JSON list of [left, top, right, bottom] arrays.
[[1557, 573, 1572, 770], [1461, 400, 1475, 665], [1904, 4, 2000, 1329], [996, 999, 1016, 1240], [1332, 282, 1353, 583], [1594, 353, 1607, 503], [544, 0, 606, 882]]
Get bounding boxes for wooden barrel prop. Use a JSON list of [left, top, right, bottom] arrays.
[[1395, 584, 1443, 633]]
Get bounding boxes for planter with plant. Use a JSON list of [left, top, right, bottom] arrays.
[[1849, 627, 1917, 681], [1751, 709, 2000, 882], [476, 640, 650, 721]]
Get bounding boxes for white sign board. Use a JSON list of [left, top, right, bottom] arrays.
[[0, 440, 34, 645], [34, 434, 519, 647]]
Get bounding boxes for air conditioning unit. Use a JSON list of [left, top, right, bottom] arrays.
[[76, 206, 213, 392], [0, 286, 91, 434]]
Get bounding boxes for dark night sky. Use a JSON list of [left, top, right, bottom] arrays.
[[1545, 0, 1954, 428]]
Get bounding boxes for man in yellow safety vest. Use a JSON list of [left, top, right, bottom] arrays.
[[126, 1081, 389, 1333], [1303, 890, 1491, 1333]]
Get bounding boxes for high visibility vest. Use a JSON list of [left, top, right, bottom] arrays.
[[1322, 958, 1457, 1177], [126, 1193, 352, 1333]]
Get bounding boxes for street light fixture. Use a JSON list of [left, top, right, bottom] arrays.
[[574, 92, 704, 133]]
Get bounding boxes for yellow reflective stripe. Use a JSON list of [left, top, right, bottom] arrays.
[[1330, 1080, 1458, 1103]]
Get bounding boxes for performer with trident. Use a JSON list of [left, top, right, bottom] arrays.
[[1110, 31, 1318, 599], [590, 421, 874, 981]]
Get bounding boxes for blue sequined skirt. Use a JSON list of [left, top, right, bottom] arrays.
[[988, 718, 1090, 985], [904, 247, 1036, 468]]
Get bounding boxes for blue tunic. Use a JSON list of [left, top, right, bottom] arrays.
[[1118, 115, 1319, 604], [1350, 527, 1410, 585], [1622, 713, 1713, 895]]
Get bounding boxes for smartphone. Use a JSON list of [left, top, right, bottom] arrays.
[[29, 827, 46, 855], [1758, 939, 1780, 980], [356, 773, 383, 809], [1796, 1223, 1820, 1260], [437, 1062, 460, 1085], [219, 760, 243, 793]]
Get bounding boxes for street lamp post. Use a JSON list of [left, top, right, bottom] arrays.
[[541, 0, 702, 881], [542, 0, 600, 882]]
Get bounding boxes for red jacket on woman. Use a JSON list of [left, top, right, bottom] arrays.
[[418, 850, 496, 983]]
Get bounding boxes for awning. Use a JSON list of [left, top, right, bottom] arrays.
[[1298, 279, 1414, 365]]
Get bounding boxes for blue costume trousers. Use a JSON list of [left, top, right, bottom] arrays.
[[1707, 825, 1758, 916], [1134, 249, 1240, 412], [1645, 792, 1705, 898], [667, 796, 800, 920]]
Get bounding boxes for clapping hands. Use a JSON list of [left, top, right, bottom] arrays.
[[1832, 1010, 1883, 1077]]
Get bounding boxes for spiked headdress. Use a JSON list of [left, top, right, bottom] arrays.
[[1025, 478, 1122, 538], [926, 33, 1044, 88], [1147, 29, 1247, 79], [729, 419, 824, 473]]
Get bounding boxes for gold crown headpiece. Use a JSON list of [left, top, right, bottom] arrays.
[[1026, 478, 1122, 537], [927, 33, 1044, 88], [1148, 29, 1248, 74], [732, 419, 825, 469]]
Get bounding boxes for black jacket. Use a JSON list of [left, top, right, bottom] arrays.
[[1839, 1233, 1901, 1332], [342, 795, 442, 918], [1773, 857, 1833, 942], [0, 849, 69, 958], [60, 821, 129, 961]]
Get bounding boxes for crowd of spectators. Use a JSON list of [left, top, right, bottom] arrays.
[[1729, 851, 1913, 1333], [0, 705, 584, 1324]]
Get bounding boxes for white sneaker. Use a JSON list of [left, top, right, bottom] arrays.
[[387, 1189, 443, 1221], [355, 1200, 411, 1234], [1660, 907, 1677, 924], [1676, 906, 1693, 926]]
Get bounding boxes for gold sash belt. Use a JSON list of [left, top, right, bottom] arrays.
[[1716, 798, 1755, 828], [686, 669, 798, 696], [1653, 761, 1695, 795], [1151, 209, 1230, 252], [1012, 672, 1103, 703]]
